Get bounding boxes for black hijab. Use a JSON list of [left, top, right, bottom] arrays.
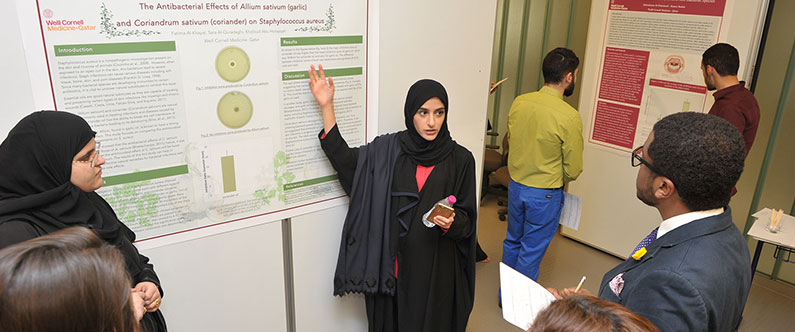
[[399, 79, 456, 166], [0, 111, 126, 257], [0, 111, 167, 331]]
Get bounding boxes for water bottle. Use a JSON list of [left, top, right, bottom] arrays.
[[422, 195, 457, 228]]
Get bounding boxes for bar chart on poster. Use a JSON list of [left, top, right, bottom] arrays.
[[564, 0, 769, 257], [29, 0, 372, 244]]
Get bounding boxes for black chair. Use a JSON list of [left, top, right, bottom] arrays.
[[486, 134, 509, 221], [483, 131, 502, 198]]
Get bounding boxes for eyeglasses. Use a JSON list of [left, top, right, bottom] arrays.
[[631, 146, 667, 178], [73, 141, 101, 168]]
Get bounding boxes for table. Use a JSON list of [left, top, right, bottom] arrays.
[[746, 208, 795, 282]]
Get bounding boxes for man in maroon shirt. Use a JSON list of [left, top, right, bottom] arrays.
[[701, 43, 761, 155], [701, 43, 761, 196]]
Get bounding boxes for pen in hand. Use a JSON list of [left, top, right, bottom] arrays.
[[574, 276, 586, 293]]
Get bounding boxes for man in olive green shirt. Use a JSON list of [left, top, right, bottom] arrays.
[[502, 47, 583, 282]]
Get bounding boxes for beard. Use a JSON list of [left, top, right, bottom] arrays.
[[563, 80, 575, 97], [705, 82, 716, 91], [636, 182, 657, 207], [703, 73, 716, 91]]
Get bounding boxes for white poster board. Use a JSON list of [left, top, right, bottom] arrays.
[[587, 0, 729, 152], [565, 0, 769, 257], [19, 0, 374, 246]]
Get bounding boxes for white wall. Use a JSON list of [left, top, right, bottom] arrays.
[[291, 203, 367, 332], [0, 0, 35, 137], [140, 220, 287, 331], [377, 2, 497, 184]]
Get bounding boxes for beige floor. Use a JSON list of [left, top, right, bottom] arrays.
[[467, 195, 795, 332]]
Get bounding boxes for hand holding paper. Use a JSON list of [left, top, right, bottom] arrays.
[[500, 262, 557, 330]]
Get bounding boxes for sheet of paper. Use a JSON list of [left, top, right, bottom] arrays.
[[559, 192, 582, 230], [500, 262, 557, 330]]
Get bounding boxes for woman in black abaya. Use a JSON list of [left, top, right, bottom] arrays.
[[309, 65, 478, 332], [0, 111, 167, 332]]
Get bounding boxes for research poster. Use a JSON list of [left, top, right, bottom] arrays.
[[35, 0, 370, 241], [587, 0, 728, 152]]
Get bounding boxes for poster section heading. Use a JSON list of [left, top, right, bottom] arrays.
[[587, 0, 725, 152], [609, 0, 727, 16], [37, 0, 369, 242]]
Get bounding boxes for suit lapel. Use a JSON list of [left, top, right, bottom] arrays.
[[599, 241, 662, 298], [599, 209, 734, 300]]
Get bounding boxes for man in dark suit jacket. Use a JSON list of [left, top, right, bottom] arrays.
[[598, 208, 750, 332], [551, 112, 751, 332], [598, 112, 751, 332]]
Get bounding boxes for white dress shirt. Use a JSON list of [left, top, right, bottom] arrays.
[[657, 208, 725, 239]]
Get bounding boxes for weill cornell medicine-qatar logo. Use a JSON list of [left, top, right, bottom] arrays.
[[42, 9, 96, 32]]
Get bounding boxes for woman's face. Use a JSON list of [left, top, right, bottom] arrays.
[[413, 97, 446, 141], [70, 138, 105, 192]]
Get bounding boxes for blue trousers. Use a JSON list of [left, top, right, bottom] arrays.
[[502, 180, 563, 281]]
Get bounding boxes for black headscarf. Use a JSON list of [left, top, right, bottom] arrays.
[[399, 79, 456, 166], [0, 111, 126, 262], [0, 111, 168, 331]]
